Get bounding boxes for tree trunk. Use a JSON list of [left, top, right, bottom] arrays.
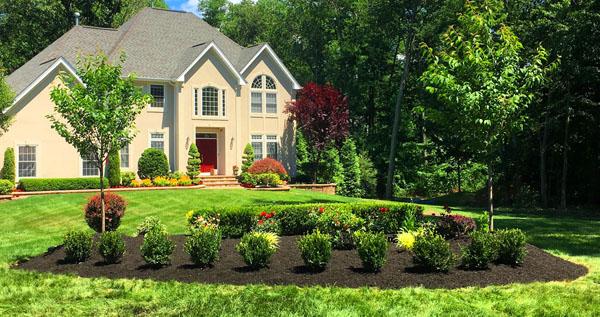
[[540, 113, 549, 208], [99, 162, 106, 233], [560, 112, 570, 211], [385, 31, 414, 199], [487, 165, 494, 232]]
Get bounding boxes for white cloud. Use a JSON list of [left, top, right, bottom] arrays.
[[178, 0, 200, 16]]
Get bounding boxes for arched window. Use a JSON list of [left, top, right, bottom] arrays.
[[250, 75, 277, 114]]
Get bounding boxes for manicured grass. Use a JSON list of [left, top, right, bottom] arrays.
[[1, 189, 599, 316]]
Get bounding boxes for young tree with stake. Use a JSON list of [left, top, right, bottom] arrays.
[[48, 53, 152, 232]]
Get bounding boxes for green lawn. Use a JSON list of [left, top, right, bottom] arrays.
[[1, 189, 599, 316]]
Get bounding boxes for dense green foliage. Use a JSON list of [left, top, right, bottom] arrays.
[[0, 72, 14, 135], [297, 230, 332, 271], [354, 231, 389, 272], [1, 147, 15, 183], [241, 143, 254, 173], [236, 231, 279, 269], [186, 143, 201, 179], [316, 208, 363, 250], [412, 231, 455, 272], [461, 231, 498, 270], [107, 149, 121, 187], [136, 216, 166, 236], [98, 231, 125, 264], [0, 179, 12, 195], [140, 227, 175, 266], [184, 226, 222, 267], [338, 138, 363, 197], [120, 171, 136, 187], [62, 229, 94, 263], [18, 177, 108, 191], [137, 148, 170, 180], [495, 228, 528, 265]]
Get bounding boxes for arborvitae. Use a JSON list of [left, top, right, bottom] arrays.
[[0, 147, 15, 183], [320, 144, 344, 185], [339, 138, 363, 197], [186, 143, 201, 179], [295, 129, 310, 182], [242, 143, 254, 173], [107, 149, 121, 187]]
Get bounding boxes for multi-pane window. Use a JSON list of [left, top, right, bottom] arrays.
[[18, 145, 36, 178], [266, 93, 277, 113], [120, 145, 129, 168], [250, 75, 277, 114], [150, 132, 164, 151], [194, 88, 199, 116], [150, 85, 165, 108], [251, 92, 262, 113], [202, 87, 219, 116], [82, 153, 99, 176], [266, 135, 278, 160], [251, 135, 263, 160], [222, 89, 226, 116]]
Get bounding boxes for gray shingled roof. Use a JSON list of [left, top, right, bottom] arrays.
[[6, 7, 275, 97]]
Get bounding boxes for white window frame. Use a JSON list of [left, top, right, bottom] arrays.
[[120, 144, 130, 169], [266, 135, 278, 160], [149, 84, 165, 111], [17, 144, 38, 179], [251, 134, 264, 160], [148, 131, 166, 152], [250, 75, 277, 115], [81, 153, 99, 177], [193, 86, 227, 119]]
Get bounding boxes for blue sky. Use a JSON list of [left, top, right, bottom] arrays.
[[165, 0, 241, 16]]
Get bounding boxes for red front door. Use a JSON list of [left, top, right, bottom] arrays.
[[196, 134, 218, 173]]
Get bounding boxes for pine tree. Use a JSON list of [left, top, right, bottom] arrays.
[[320, 145, 344, 185], [107, 149, 121, 187], [186, 143, 201, 179], [242, 143, 254, 173], [339, 138, 363, 197], [0, 147, 15, 183]]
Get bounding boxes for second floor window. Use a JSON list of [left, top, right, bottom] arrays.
[[194, 87, 226, 117], [150, 85, 165, 108], [82, 153, 99, 176], [251, 75, 277, 114]]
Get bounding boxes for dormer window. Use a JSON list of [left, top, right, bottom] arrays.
[[250, 75, 277, 114], [150, 85, 165, 108]]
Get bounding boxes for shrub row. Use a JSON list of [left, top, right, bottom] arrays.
[[187, 202, 423, 238], [19, 177, 109, 192]]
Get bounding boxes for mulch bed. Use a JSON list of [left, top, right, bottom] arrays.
[[15, 235, 587, 289]]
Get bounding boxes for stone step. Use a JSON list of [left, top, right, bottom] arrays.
[[201, 178, 238, 183], [202, 182, 242, 188]]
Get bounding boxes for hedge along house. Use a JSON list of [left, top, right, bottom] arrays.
[[2, 8, 301, 181]]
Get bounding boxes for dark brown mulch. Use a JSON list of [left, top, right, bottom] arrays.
[[15, 235, 587, 289]]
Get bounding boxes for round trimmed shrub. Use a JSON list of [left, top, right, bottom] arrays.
[[98, 231, 125, 263], [84, 193, 126, 232], [412, 232, 455, 272], [254, 173, 282, 187], [298, 230, 332, 271], [355, 231, 389, 272], [495, 228, 527, 265], [184, 226, 222, 266], [140, 227, 175, 266], [236, 232, 279, 269], [63, 230, 94, 263], [1, 147, 15, 183], [461, 231, 498, 270], [137, 148, 169, 180], [0, 179, 13, 195], [248, 157, 288, 180]]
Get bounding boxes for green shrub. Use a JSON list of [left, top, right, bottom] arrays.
[[238, 172, 257, 186], [18, 177, 108, 191], [320, 145, 344, 184], [276, 207, 316, 235], [184, 226, 222, 266], [495, 229, 527, 265], [188, 209, 254, 238], [140, 228, 175, 266], [120, 171, 136, 187], [475, 211, 490, 233], [136, 216, 166, 236], [186, 143, 201, 179], [236, 232, 279, 269], [137, 148, 169, 180], [254, 211, 281, 234], [355, 231, 389, 272], [316, 207, 363, 249], [0, 179, 13, 195], [461, 231, 498, 270], [412, 232, 455, 272], [298, 230, 332, 271], [107, 149, 121, 187], [98, 231, 125, 263], [338, 138, 363, 197], [63, 230, 94, 263], [1, 147, 15, 183], [241, 143, 254, 173], [254, 173, 281, 187]]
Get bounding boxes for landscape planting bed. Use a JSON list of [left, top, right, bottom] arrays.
[[16, 235, 587, 289]]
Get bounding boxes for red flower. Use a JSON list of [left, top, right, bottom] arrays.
[[318, 207, 325, 214], [258, 219, 264, 225], [260, 211, 267, 217], [379, 207, 389, 213]]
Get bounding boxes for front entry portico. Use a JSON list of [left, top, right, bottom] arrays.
[[196, 132, 218, 174]]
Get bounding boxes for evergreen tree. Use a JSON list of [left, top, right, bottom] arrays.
[[339, 138, 362, 197], [242, 143, 254, 173], [294, 129, 311, 182], [1, 147, 15, 183], [107, 148, 121, 187], [320, 145, 344, 185], [186, 143, 201, 179]]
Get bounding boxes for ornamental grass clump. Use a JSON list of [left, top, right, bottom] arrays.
[[412, 231, 455, 272], [355, 231, 389, 272], [98, 231, 125, 264], [63, 230, 94, 263], [460, 231, 498, 270], [140, 227, 175, 266], [236, 231, 279, 269], [298, 230, 332, 271], [495, 228, 527, 265], [184, 226, 222, 267]]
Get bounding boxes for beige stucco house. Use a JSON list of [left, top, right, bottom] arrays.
[[2, 8, 300, 180]]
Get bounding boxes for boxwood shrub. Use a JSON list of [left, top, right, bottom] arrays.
[[355, 231, 389, 272], [18, 177, 109, 191], [98, 231, 126, 264], [412, 231, 455, 272], [0, 179, 13, 195], [495, 228, 527, 265], [187, 202, 422, 238], [63, 230, 94, 263], [297, 230, 332, 271]]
